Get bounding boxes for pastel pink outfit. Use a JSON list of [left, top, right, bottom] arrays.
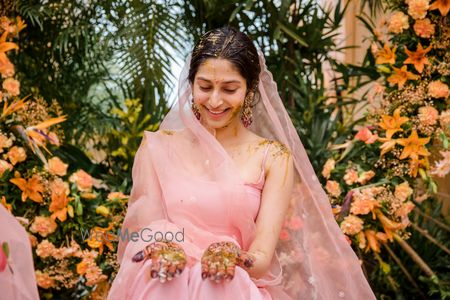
[[0, 205, 40, 300], [108, 51, 376, 300], [111, 142, 276, 300], [107, 134, 291, 300]]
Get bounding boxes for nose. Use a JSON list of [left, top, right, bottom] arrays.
[[208, 89, 223, 108]]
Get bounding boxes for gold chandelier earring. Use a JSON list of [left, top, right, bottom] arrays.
[[191, 100, 201, 120], [241, 92, 253, 128]]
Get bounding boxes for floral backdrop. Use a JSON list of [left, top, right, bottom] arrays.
[[0, 17, 128, 299], [320, 0, 449, 297]]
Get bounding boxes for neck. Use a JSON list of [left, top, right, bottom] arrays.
[[201, 117, 247, 146]]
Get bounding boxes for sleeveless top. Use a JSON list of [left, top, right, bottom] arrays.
[[242, 142, 271, 220]]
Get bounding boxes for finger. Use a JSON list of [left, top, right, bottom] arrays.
[[174, 260, 186, 277], [166, 262, 177, 281], [226, 264, 235, 281], [201, 259, 210, 280], [132, 250, 145, 262], [215, 263, 226, 283], [158, 260, 168, 283]]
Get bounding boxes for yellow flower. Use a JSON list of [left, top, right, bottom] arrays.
[[403, 43, 432, 73], [378, 108, 409, 139], [95, 205, 110, 217]]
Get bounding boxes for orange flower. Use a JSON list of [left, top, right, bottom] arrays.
[[379, 137, 397, 156], [364, 230, 388, 253], [86, 224, 115, 255], [35, 270, 55, 289], [413, 18, 435, 38], [6, 146, 27, 165], [77, 261, 88, 275], [404, 43, 432, 73], [378, 108, 409, 139], [69, 169, 93, 192], [1, 96, 28, 118], [0, 159, 13, 177], [47, 156, 68, 176], [429, 0, 450, 15], [428, 80, 450, 98], [388, 11, 410, 34], [397, 130, 430, 160], [407, 0, 430, 19], [387, 66, 420, 89], [30, 216, 57, 237], [0, 30, 18, 66], [10, 174, 45, 203], [1, 196, 12, 213], [376, 44, 397, 65], [340, 215, 364, 235], [0, 133, 12, 152], [49, 178, 70, 222], [2, 78, 20, 96]]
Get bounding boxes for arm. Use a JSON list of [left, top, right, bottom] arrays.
[[245, 142, 294, 279]]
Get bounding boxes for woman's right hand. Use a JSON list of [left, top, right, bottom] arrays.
[[132, 240, 187, 283]]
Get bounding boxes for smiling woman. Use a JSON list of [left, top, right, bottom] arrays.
[[107, 26, 375, 300]]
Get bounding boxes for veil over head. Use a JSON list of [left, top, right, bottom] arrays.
[[116, 42, 375, 299]]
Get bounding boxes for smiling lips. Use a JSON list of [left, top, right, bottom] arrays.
[[205, 107, 231, 119]]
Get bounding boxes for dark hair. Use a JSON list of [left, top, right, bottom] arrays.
[[188, 26, 260, 93]]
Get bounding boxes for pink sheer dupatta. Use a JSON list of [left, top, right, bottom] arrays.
[[112, 51, 376, 300], [0, 205, 40, 300]]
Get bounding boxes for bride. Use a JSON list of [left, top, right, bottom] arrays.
[[107, 26, 375, 300]]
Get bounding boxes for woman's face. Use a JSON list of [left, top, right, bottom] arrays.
[[192, 58, 247, 129]]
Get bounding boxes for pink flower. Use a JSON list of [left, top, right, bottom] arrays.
[[355, 127, 378, 144], [47, 132, 60, 146], [325, 180, 341, 197], [30, 216, 57, 237], [413, 18, 435, 38], [279, 229, 291, 241], [2, 78, 20, 96], [344, 168, 359, 185], [69, 169, 93, 191], [428, 81, 450, 98], [418, 106, 439, 126], [340, 215, 364, 235], [388, 12, 410, 34], [407, 0, 430, 19]]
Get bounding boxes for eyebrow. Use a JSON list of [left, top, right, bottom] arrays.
[[197, 76, 241, 84]]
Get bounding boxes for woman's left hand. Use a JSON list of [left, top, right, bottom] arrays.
[[200, 241, 254, 283]]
